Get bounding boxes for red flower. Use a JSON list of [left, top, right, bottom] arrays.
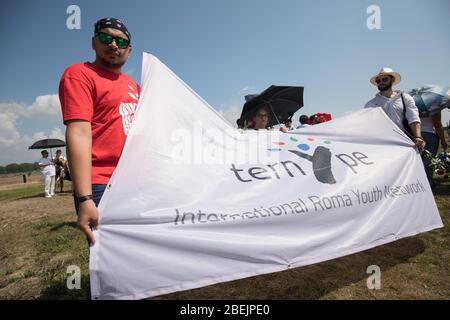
[[312, 113, 332, 124]]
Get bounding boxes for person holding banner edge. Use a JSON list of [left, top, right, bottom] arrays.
[[59, 17, 139, 246], [364, 67, 425, 150]]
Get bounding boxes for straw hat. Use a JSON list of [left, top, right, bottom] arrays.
[[370, 67, 401, 86]]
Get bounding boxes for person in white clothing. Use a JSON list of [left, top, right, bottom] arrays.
[[364, 67, 425, 149], [38, 150, 56, 198]]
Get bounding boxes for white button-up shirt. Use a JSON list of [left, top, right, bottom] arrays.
[[364, 90, 420, 130], [38, 157, 56, 176]]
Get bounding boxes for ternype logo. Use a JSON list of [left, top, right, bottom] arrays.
[[230, 136, 374, 184], [289, 146, 335, 184]]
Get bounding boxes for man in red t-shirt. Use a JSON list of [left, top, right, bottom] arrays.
[[59, 17, 139, 245]]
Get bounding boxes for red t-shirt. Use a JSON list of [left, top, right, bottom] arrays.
[[59, 62, 140, 184]]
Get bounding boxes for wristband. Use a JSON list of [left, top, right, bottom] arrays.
[[77, 194, 93, 203]]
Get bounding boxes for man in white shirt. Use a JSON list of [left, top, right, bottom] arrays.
[[364, 67, 425, 149], [38, 150, 56, 198]]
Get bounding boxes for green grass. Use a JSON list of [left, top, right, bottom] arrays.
[[0, 217, 90, 299], [0, 177, 72, 202], [0, 176, 448, 300], [15, 192, 448, 300], [32, 218, 89, 299], [0, 185, 44, 202]]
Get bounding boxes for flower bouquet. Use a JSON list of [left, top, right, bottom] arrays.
[[308, 113, 332, 125], [423, 150, 450, 179]]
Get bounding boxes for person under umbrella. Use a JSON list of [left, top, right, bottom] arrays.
[[53, 149, 67, 193], [248, 104, 271, 130], [237, 85, 304, 129], [29, 138, 66, 160], [38, 150, 56, 198], [244, 104, 293, 133]]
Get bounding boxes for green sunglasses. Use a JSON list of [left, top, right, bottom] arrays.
[[96, 31, 130, 49]]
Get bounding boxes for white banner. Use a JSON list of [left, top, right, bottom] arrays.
[[89, 53, 443, 300]]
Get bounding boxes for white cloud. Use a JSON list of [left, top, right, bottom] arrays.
[[30, 128, 65, 142], [0, 94, 61, 118], [0, 112, 20, 145], [28, 94, 61, 116], [0, 127, 66, 166], [0, 94, 65, 165], [218, 104, 242, 128], [238, 86, 252, 95]]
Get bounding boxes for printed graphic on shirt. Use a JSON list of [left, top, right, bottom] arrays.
[[119, 85, 140, 136]]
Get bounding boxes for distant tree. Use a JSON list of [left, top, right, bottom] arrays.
[[18, 162, 38, 172], [0, 162, 40, 174], [6, 163, 20, 173]]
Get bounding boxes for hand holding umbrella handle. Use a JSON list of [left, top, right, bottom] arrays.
[[267, 101, 282, 127]]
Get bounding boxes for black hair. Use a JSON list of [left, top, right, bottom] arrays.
[[299, 115, 309, 124], [252, 104, 270, 118]]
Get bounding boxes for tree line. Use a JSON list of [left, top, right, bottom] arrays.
[[0, 163, 40, 174]]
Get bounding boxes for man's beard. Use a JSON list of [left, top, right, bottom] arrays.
[[378, 83, 392, 92], [98, 51, 126, 67], [99, 55, 126, 67]]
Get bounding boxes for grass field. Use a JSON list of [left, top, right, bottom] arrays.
[[0, 170, 448, 300]]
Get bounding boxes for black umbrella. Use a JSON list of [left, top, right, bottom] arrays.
[[29, 138, 66, 149], [237, 85, 304, 128], [29, 138, 66, 160]]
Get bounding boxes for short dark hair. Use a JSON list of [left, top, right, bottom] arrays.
[[299, 115, 309, 124]]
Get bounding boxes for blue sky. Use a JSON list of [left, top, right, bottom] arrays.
[[1, 0, 449, 165]]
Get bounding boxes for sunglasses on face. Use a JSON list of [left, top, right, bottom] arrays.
[[375, 76, 391, 84], [97, 31, 130, 49], [256, 113, 269, 119]]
